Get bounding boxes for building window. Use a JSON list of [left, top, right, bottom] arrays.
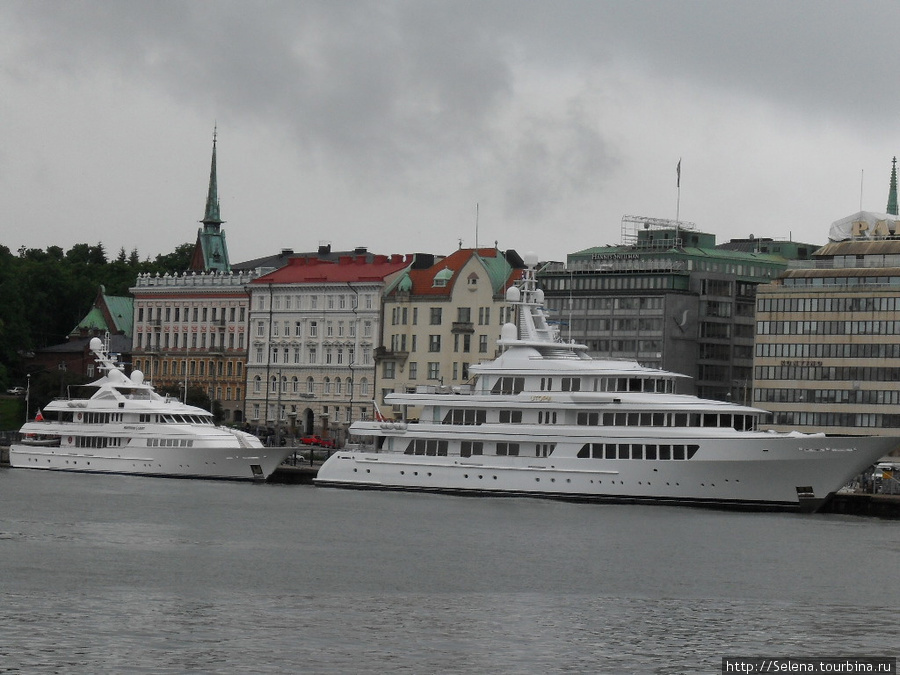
[[430, 307, 442, 325], [429, 335, 441, 352]]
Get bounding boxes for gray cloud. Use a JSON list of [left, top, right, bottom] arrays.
[[4, 1, 900, 259]]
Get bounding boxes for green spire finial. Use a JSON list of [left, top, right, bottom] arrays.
[[887, 156, 898, 216], [202, 125, 223, 227]]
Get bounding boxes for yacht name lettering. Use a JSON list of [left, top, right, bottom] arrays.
[[780, 360, 823, 367], [531, 395, 553, 402], [802, 447, 856, 453]]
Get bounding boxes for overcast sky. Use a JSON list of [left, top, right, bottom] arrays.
[[3, 1, 900, 264]]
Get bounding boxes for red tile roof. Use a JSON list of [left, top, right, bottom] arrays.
[[251, 254, 414, 284]]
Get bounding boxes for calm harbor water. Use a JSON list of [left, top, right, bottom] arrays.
[[1, 468, 898, 674]]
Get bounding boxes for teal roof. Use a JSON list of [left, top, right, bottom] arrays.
[[104, 293, 134, 335], [71, 293, 133, 337], [476, 251, 517, 293]]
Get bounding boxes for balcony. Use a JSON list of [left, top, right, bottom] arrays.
[[451, 321, 474, 334], [374, 346, 409, 364]]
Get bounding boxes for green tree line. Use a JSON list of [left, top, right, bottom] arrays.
[[0, 242, 195, 389]]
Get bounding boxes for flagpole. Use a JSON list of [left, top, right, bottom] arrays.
[[675, 159, 681, 246]]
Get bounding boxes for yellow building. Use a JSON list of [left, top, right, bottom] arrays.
[[377, 247, 524, 420]]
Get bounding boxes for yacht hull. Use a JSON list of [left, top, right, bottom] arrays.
[[315, 435, 896, 512], [9, 442, 292, 481]]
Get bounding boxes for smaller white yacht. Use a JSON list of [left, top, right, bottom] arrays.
[[10, 336, 291, 480]]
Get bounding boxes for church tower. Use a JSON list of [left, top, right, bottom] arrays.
[[189, 127, 231, 272], [887, 156, 898, 216]]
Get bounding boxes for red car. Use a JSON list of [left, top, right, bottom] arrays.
[[301, 435, 336, 448]]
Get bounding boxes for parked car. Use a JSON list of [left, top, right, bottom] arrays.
[[6, 386, 25, 395], [301, 434, 336, 448]]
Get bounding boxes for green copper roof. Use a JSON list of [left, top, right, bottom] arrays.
[[475, 250, 516, 294], [192, 127, 230, 272], [887, 157, 898, 216], [103, 293, 134, 335], [203, 127, 223, 227]]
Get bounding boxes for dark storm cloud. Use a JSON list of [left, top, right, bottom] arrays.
[[6, 0, 900, 239], [6, 1, 619, 218]]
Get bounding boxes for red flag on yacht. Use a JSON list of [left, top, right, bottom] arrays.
[[35, 409, 43, 421]]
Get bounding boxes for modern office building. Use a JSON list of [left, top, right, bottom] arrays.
[[754, 210, 900, 435], [538, 215, 804, 401]]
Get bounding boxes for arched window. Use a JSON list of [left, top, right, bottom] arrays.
[[270, 376, 277, 393], [335, 377, 342, 395], [307, 377, 315, 394], [324, 377, 332, 394], [292, 376, 299, 394], [254, 375, 262, 394], [360, 377, 369, 397]]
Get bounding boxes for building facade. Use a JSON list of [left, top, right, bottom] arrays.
[[244, 254, 413, 444], [376, 248, 524, 419], [130, 270, 256, 423], [538, 216, 799, 401], [754, 210, 900, 435]]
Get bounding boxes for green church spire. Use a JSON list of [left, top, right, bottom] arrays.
[[887, 156, 898, 216], [202, 126, 223, 228], [189, 126, 231, 273]]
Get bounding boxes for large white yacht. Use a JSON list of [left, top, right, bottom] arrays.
[[10, 336, 292, 480], [316, 254, 898, 511]]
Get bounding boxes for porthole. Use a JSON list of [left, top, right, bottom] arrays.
[[400, 471, 405, 475]]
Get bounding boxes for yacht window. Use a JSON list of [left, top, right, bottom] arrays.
[[492, 377, 525, 395], [645, 445, 657, 460], [561, 378, 581, 392], [499, 410, 523, 423], [605, 444, 616, 459], [659, 445, 671, 460], [461, 441, 483, 457], [496, 443, 520, 456], [673, 445, 685, 460], [652, 413, 666, 426], [618, 445, 629, 459]]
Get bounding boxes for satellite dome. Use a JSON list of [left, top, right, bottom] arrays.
[[500, 322, 517, 342], [131, 370, 145, 385], [524, 252, 539, 267], [506, 286, 521, 302]]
